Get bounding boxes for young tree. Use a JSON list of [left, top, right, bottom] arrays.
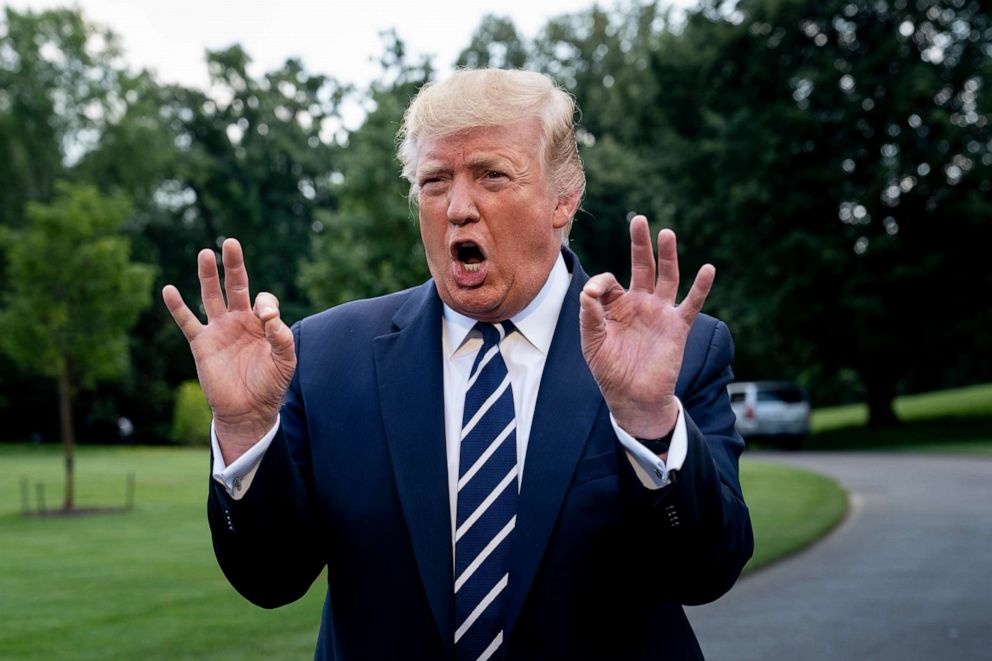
[[0, 7, 167, 441], [0, 183, 155, 510]]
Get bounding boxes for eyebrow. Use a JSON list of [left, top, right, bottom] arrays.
[[465, 154, 514, 171], [416, 153, 518, 179], [416, 162, 449, 179]]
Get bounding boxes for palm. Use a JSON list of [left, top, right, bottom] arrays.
[[188, 308, 294, 421], [163, 239, 296, 454], [580, 216, 714, 439]]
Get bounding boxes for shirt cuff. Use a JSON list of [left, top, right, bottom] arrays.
[[210, 416, 280, 501], [610, 398, 688, 490]]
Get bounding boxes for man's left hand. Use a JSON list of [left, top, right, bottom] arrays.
[[579, 215, 715, 440]]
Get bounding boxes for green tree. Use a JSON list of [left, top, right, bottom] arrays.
[[647, 0, 992, 425], [0, 7, 131, 224], [527, 3, 674, 276], [77, 43, 346, 439], [0, 183, 155, 509], [0, 7, 166, 441], [457, 1, 992, 424], [299, 33, 432, 308], [456, 15, 530, 69], [152, 45, 346, 324]]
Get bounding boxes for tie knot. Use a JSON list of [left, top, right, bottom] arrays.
[[477, 321, 514, 347]]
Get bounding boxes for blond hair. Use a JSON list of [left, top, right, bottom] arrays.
[[397, 68, 585, 241]]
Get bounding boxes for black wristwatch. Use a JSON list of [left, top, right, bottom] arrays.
[[635, 428, 674, 455]]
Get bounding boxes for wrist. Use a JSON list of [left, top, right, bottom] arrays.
[[214, 412, 278, 459], [611, 400, 679, 440]]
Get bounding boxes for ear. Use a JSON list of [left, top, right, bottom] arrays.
[[552, 189, 581, 230]]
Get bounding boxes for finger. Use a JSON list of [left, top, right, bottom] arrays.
[[222, 238, 252, 312], [198, 248, 226, 320], [628, 215, 656, 292], [583, 272, 626, 306], [679, 264, 716, 322], [654, 229, 679, 303], [162, 284, 203, 342]]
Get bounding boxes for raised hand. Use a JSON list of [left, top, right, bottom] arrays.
[[579, 215, 714, 440], [162, 239, 296, 463]]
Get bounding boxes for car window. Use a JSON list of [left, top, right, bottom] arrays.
[[757, 388, 805, 403], [730, 392, 746, 403]]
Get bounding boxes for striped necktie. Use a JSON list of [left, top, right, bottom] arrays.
[[454, 321, 518, 661]]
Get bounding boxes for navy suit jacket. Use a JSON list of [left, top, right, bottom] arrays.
[[208, 250, 753, 660]]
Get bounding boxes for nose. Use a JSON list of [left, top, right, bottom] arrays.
[[446, 176, 479, 225]]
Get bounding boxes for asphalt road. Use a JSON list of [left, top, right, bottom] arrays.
[[686, 452, 992, 660]]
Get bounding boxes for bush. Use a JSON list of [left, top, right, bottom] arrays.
[[170, 380, 212, 445]]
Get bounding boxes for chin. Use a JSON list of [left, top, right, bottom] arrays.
[[441, 287, 502, 320], [449, 297, 499, 320]]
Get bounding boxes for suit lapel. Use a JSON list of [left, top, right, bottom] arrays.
[[504, 252, 604, 642], [373, 282, 454, 655]]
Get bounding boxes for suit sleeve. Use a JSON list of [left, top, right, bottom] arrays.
[[207, 321, 326, 608], [621, 319, 754, 605]]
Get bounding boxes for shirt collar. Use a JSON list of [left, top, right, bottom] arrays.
[[442, 252, 570, 357]]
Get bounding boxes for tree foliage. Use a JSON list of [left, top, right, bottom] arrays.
[[0, 7, 165, 441], [456, 15, 529, 70], [0, 182, 154, 506], [1, 2, 990, 442], [461, 1, 992, 424], [299, 33, 432, 308], [147, 45, 347, 323], [0, 7, 131, 223], [643, 0, 992, 424], [0, 183, 154, 384]]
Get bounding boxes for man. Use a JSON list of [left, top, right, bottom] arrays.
[[163, 68, 752, 660]]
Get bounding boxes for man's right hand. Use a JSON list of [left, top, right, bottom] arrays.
[[162, 238, 296, 464]]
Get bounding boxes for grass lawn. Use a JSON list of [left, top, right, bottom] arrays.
[[811, 383, 992, 433], [0, 443, 845, 658], [0, 444, 324, 660], [755, 382, 992, 452], [739, 458, 847, 573]]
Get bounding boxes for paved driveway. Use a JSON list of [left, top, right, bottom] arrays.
[[687, 452, 992, 660]]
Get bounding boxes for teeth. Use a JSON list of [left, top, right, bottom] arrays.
[[464, 263, 480, 273]]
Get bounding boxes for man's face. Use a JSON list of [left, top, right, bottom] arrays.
[[415, 120, 577, 322]]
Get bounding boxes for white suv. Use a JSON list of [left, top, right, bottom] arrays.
[[727, 381, 811, 448]]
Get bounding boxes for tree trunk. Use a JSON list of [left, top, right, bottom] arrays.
[[58, 364, 75, 511], [864, 369, 900, 429]]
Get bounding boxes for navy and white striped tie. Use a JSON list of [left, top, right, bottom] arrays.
[[454, 321, 518, 661]]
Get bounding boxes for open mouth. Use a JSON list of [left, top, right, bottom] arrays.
[[454, 241, 486, 273]]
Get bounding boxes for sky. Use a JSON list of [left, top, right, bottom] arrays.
[[8, 0, 695, 91]]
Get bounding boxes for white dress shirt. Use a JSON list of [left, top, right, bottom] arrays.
[[212, 254, 688, 511]]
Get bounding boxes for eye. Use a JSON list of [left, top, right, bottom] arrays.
[[485, 170, 507, 180]]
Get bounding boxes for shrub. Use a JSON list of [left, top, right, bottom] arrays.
[[170, 380, 212, 445]]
